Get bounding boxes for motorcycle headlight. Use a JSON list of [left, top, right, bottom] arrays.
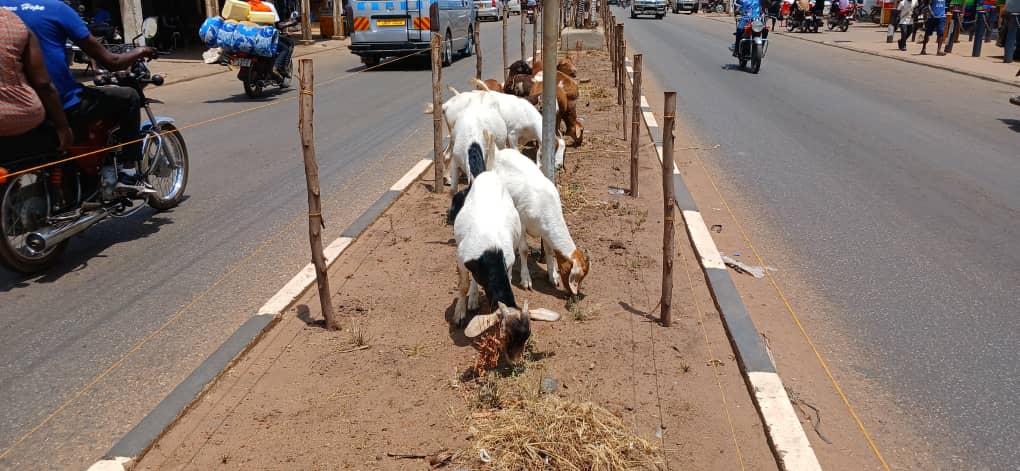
[[751, 18, 765, 32]]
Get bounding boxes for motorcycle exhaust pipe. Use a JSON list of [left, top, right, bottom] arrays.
[[25, 207, 113, 253]]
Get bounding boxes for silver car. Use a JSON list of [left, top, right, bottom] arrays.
[[631, 0, 667, 17], [475, 0, 506, 20], [348, 0, 476, 66]]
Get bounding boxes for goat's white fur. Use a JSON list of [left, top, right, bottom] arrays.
[[452, 172, 521, 326], [485, 141, 580, 290], [447, 105, 508, 194]]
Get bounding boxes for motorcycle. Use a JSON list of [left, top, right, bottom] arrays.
[[786, 1, 822, 32], [735, 14, 769, 73], [826, 3, 851, 30], [525, 5, 536, 23], [0, 19, 189, 274], [230, 12, 300, 99]]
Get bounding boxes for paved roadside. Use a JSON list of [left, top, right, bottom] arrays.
[[703, 15, 1020, 85]]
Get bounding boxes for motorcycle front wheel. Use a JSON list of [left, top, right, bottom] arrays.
[[840, 17, 849, 31], [143, 124, 190, 211], [751, 42, 762, 73], [0, 174, 66, 274]]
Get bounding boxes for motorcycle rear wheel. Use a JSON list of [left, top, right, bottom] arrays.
[[143, 124, 189, 211], [243, 67, 264, 98], [0, 175, 67, 274], [840, 18, 849, 31]]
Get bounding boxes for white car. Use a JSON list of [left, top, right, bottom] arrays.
[[508, 0, 522, 14], [475, 0, 506, 20]]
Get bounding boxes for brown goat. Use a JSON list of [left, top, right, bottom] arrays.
[[528, 73, 583, 145], [531, 54, 578, 78], [477, 78, 503, 92]]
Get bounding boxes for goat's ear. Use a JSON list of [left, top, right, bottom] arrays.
[[528, 308, 561, 322], [465, 314, 500, 338], [497, 301, 511, 319]]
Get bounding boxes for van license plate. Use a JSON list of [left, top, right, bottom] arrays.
[[231, 58, 252, 67], [377, 19, 406, 26]]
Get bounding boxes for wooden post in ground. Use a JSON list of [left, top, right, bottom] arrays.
[[474, 19, 483, 80], [532, 9, 539, 60], [610, 21, 617, 86], [431, 33, 445, 193], [298, 59, 338, 331], [630, 53, 642, 197], [616, 24, 624, 105], [521, 5, 527, 62], [620, 37, 626, 140], [660, 91, 677, 327], [300, 0, 314, 44], [503, 6, 510, 81], [576, 40, 582, 64]]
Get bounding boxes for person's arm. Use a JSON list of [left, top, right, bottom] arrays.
[[78, 35, 158, 71], [23, 32, 73, 150]]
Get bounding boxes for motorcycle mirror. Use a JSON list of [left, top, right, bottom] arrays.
[[142, 17, 159, 40], [290, 11, 300, 20]]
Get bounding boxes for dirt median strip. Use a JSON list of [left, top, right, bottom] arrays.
[[624, 54, 822, 470], [86, 157, 434, 471]]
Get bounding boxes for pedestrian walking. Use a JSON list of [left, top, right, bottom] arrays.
[[898, 0, 918, 49], [920, 0, 948, 54]]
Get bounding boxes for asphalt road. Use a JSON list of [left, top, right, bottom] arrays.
[[0, 17, 534, 469], [616, 10, 1019, 470]]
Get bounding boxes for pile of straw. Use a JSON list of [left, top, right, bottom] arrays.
[[463, 395, 665, 470]]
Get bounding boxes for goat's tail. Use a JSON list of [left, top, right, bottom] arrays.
[[469, 77, 488, 91], [467, 142, 486, 178], [448, 85, 461, 95]]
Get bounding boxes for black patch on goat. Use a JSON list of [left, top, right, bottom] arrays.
[[464, 249, 517, 312], [447, 185, 470, 225], [467, 142, 485, 178], [508, 60, 532, 78]]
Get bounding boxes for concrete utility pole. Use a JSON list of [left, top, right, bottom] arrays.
[[119, 0, 144, 45], [541, 0, 559, 179]]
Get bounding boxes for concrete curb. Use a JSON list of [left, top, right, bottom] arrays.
[[701, 15, 1019, 87], [624, 57, 822, 470], [86, 158, 434, 471]]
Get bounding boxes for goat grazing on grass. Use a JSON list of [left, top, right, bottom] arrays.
[[453, 171, 560, 363], [482, 137, 590, 295]]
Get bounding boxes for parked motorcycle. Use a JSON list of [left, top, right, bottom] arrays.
[[230, 12, 300, 98], [735, 14, 769, 73], [0, 19, 188, 274], [827, 3, 851, 30], [786, 1, 822, 32]]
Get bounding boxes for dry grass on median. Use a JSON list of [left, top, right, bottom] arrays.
[[458, 395, 666, 470]]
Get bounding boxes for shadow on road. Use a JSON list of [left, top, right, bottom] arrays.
[[999, 118, 1020, 133], [0, 210, 176, 292], [203, 88, 294, 104]]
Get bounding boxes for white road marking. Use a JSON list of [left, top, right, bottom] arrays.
[[682, 210, 726, 270], [86, 457, 132, 471], [748, 372, 823, 471]]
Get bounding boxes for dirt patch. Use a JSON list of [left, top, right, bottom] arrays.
[[137, 48, 776, 470]]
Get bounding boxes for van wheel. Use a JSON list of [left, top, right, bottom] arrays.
[[442, 30, 454, 66], [362, 56, 380, 67], [462, 26, 474, 56]]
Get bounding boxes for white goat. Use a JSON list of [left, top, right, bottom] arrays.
[[447, 106, 508, 195], [482, 138, 590, 295], [453, 171, 561, 363]]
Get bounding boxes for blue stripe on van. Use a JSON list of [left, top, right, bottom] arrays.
[[371, 2, 379, 9], [357, 1, 365, 9], [385, 1, 394, 8]]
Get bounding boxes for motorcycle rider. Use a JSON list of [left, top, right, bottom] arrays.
[[249, 0, 298, 81], [731, 0, 767, 55], [3, 0, 159, 194]]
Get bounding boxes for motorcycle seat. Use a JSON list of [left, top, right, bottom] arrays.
[[0, 125, 62, 166]]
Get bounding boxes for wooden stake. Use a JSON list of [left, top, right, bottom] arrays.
[[521, 5, 527, 62], [332, 0, 344, 39], [431, 33, 444, 193], [630, 53, 642, 198], [474, 19, 483, 80], [300, 0, 314, 44], [298, 59, 337, 331], [660, 91, 677, 328], [616, 25, 624, 106], [503, 7, 510, 81], [532, 8, 539, 60], [620, 38, 626, 140]]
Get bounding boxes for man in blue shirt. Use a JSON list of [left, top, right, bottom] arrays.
[[920, 0, 947, 55], [2, 0, 158, 189], [731, 0, 765, 55]]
